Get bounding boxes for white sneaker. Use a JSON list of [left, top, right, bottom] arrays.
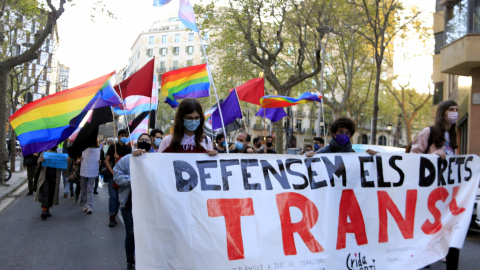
[[82, 207, 87, 212], [86, 209, 93, 214]]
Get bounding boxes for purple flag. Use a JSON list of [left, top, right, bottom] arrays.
[[255, 107, 287, 123], [153, 0, 172, 6], [178, 0, 199, 32], [212, 90, 242, 130]]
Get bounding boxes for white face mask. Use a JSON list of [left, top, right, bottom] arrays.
[[446, 111, 458, 125]]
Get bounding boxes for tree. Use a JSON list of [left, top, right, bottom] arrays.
[[0, 0, 65, 184], [199, 0, 331, 153], [347, 0, 421, 145]]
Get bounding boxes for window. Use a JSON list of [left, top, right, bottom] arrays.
[[169, 17, 179, 22], [159, 61, 166, 72], [188, 33, 194, 41], [149, 36, 154, 44], [434, 32, 445, 54], [160, 48, 167, 56], [186, 46, 194, 54], [433, 82, 444, 105], [295, 119, 302, 131], [379, 135, 387, 146], [173, 47, 179, 55], [147, 48, 153, 57], [162, 35, 167, 43], [173, 60, 179, 69], [203, 31, 209, 40], [175, 34, 180, 42], [186, 59, 193, 66]]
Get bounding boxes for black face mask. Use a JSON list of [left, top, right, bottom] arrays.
[[137, 142, 151, 152], [266, 142, 273, 148]]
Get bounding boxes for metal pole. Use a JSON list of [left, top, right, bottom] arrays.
[[316, 29, 330, 139]]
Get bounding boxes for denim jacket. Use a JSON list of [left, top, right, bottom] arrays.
[[113, 154, 131, 208]]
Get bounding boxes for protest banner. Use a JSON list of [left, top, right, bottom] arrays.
[[42, 152, 68, 169], [80, 148, 100, 177], [130, 153, 480, 270]]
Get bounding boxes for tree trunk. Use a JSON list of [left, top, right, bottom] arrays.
[[9, 128, 16, 172], [275, 121, 284, 154], [371, 64, 381, 145], [0, 68, 8, 185]]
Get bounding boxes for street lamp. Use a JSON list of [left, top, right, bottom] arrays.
[[316, 25, 332, 139]]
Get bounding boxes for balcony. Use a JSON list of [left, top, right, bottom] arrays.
[[441, 35, 480, 76]]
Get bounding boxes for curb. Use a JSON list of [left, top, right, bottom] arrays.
[[0, 171, 28, 206]]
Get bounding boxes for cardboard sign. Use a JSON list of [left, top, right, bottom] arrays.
[[42, 152, 68, 169], [130, 153, 480, 269], [80, 148, 100, 178]]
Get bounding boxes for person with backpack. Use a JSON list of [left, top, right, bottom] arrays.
[[410, 100, 459, 270]]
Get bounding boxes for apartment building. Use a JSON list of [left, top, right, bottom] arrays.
[[432, 0, 480, 154]]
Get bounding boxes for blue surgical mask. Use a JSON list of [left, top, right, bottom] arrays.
[[184, 119, 200, 131], [120, 137, 128, 144], [314, 143, 320, 150], [154, 138, 162, 147], [235, 141, 244, 150], [221, 141, 226, 147], [335, 134, 350, 146]]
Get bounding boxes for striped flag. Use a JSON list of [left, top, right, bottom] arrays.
[[113, 75, 159, 115], [260, 92, 322, 108], [127, 113, 149, 143], [153, 0, 172, 6], [178, 0, 199, 32], [161, 63, 210, 102]]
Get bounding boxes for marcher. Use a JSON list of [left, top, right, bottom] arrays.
[[149, 128, 164, 152], [113, 133, 152, 270], [23, 152, 39, 195], [258, 135, 276, 153], [306, 117, 356, 156], [303, 144, 313, 154], [60, 139, 70, 198], [214, 133, 227, 153], [252, 137, 264, 153], [105, 129, 132, 227], [79, 144, 101, 214], [313, 137, 325, 151], [229, 132, 251, 153], [158, 98, 217, 155], [410, 99, 459, 270], [35, 146, 61, 220]]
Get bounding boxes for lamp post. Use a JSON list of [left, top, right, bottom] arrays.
[[316, 25, 332, 139]]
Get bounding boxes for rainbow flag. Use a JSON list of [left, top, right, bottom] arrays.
[[260, 92, 322, 108], [161, 63, 210, 102], [9, 72, 121, 155]]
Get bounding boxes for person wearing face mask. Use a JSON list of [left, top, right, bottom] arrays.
[[105, 129, 132, 227], [306, 116, 356, 156], [149, 128, 164, 153], [229, 132, 251, 153], [113, 133, 152, 270], [312, 137, 325, 151], [258, 135, 276, 154], [214, 133, 227, 153], [410, 100, 460, 270], [158, 98, 217, 156], [252, 137, 264, 153]]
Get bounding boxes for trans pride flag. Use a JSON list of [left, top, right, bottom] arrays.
[[113, 75, 159, 115], [260, 92, 322, 108], [9, 72, 121, 155], [153, 0, 172, 6], [153, 0, 199, 32], [161, 63, 210, 103]]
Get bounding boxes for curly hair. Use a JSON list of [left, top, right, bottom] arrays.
[[329, 116, 356, 137]]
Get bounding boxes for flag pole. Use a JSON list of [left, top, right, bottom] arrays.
[[233, 89, 247, 132], [111, 107, 118, 156], [116, 84, 134, 152], [199, 31, 229, 153]]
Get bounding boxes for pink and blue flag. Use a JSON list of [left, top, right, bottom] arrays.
[[113, 75, 159, 115], [178, 0, 199, 32], [153, 0, 172, 6]]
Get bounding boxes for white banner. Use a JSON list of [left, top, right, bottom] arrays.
[[130, 153, 480, 270]]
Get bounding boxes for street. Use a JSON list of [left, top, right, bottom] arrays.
[[0, 180, 125, 269]]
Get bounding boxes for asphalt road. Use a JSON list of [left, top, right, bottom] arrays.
[[0, 180, 126, 269]]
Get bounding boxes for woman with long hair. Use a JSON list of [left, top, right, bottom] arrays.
[[410, 99, 459, 270], [158, 98, 217, 155]]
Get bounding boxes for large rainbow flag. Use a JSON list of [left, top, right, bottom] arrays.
[[161, 63, 210, 102], [9, 72, 121, 155], [260, 92, 322, 108]]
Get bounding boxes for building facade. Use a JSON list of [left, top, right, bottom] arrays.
[[58, 64, 70, 91], [432, 0, 480, 155]]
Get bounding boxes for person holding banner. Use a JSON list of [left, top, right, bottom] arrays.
[[35, 146, 61, 220], [214, 133, 227, 153], [113, 133, 154, 270], [306, 116, 356, 157], [410, 99, 460, 270], [228, 132, 252, 153], [158, 98, 217, 156], [149, 128, 164, 153]]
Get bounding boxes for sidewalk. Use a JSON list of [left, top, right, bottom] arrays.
[[0, 170, 27, 213]]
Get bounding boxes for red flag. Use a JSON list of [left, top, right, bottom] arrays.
[[230, 77, 264, 105], [114, 58, 154, 99]]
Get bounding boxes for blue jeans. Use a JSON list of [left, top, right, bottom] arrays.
[[121, 203, 134, 259], [80, 176, 95, 210], [105, 175, 119, 216]]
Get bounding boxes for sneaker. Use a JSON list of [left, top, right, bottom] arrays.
[[127, 262, 135, 270], [41, 211, 48, 220], [63, 193, 68, 198], [93, 191, 98, 194], [86, 209, 93, 214], [109, 218, 115, 227], [70, 196, 74, 200], [82, 207, 88, 212]]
